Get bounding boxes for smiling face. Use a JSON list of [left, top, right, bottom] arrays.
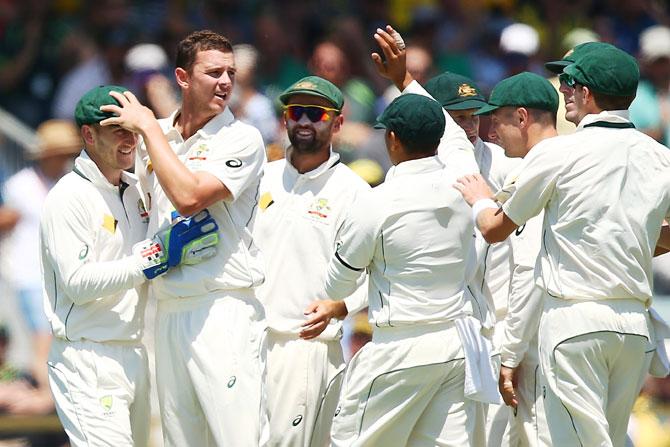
[[284, 93, 342, 155], [447, 108, 480, 144], [559, 78, 585, 125], [179, 49, 236, 118], [488, 107, 525, 158], [83, 124, 137, 184]]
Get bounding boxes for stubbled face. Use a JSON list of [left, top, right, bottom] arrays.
[[185, 49, 236, 117], [488, 107, 525, 158], [87, 124, 137, 171], [285, 93, 341, 154], [448, 108, 480, 144], [559, 79, 588, 125]]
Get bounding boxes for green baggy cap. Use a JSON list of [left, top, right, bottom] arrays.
[[74, 85, 129, 127], [424, 72, 488, 110], [279, 76, 344, 111], [562, 45, 639, 96], [374, 94, 445, 147], [544, 42, 614, 74], [475, 72, 559, 116]]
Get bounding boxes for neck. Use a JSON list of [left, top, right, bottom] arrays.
[[176, 102, 218, 140], [526, 123, 558, 152], [85, 150, 122, 186], [289, 146, 331, 174]]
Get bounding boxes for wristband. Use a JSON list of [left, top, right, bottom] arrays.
[[472, 198, 498, 223]]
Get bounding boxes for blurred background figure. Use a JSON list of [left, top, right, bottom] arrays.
[[499, 22, 541, 77], [629, 25, 670, 146], [629, 375, 670, 447], [1, 119, 81, 391], [230, 44, 279, 147], [0, 324, 67, 447], [124, 43, 179, 119], [344, 310, 372, 361], [379, 44, 435, 110]]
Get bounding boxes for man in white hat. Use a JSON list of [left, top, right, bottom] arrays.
[[2, 119, 81, 389]]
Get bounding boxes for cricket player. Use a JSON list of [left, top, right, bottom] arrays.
[[41, 85, 218, 447], [102, 30, 269, 446], [455, 43, 670, 446], [474, 71, 562, 446], [253, 76, 370, 447], [326, 92, 498, 446]]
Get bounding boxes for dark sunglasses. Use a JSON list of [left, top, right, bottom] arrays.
[[284, 104, 340, 123], [559, 73, 577, 87]]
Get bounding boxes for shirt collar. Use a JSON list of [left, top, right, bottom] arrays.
[[163, 107, 236, 141], [576, 110, 631, 130], [74, 151, 138, 189], [285, 147, 341, 180], [385, 155, 444, 181]]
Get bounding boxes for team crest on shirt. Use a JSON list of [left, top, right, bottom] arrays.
[[188, 144, 209, 161], [138, 199, 149, 223], [458, 84, 477, 97], [307, 198, 331, 220], [100, 395, 114, 415]]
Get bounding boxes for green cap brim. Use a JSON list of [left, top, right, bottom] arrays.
[[443, 98, 489, 111], [278, 90, 341, 110], [373, 121, 387, 129], [474, 103, 500, 116], [544, 60, 571, 74]]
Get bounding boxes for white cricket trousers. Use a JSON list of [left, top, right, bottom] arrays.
[[539, 296, 653, 447], [508, 337, 550, 447], [330, 322, 486, 447], [155, 289, 269, 447], [266, 333, 345, 447], [47, 338, 150, 447]]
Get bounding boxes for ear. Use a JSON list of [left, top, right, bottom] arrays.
[[581, 85, 595, 105], [517, 107, 530, 129], [81, 125, 95, 146], [175, 67, 189, 89], [331, 114, 344, 134]]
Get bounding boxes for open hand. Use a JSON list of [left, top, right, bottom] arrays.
[[300, 299, 348, 340], [371, 25, 413, 90], [454, 174, 494, 206]]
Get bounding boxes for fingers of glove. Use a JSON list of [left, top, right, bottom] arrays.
[[182, 246, 217, 265], [178, 233, 219, 266]]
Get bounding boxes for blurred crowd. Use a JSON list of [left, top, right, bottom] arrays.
[[2, 0, 670, 445]]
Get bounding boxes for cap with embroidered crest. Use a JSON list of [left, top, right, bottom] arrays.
[[424, 72, 487, 110], [279, 76, 344, 111]]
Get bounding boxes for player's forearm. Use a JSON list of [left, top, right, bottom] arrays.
[[59, 257, 146, 304], [140, 123, 230, 215], [476, 208, 516, 243]]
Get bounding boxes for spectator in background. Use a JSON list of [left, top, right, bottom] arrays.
[[309, 41, 376, 124], [379, 44, 434, 110], [1, 120, 81, 391], [630, 25, 670, 146], [124, 43, 179, 119], [230, 44, 280, 146]]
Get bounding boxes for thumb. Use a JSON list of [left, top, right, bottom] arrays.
[[303, 301, 320, 315]]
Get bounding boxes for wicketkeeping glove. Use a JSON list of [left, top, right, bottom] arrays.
[[133, 210, 219, 279]]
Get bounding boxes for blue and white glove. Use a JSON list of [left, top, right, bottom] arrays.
[[133, 210, 219, 279]]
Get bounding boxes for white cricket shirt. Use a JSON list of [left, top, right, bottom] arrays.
[[503, 111, 670, 304], [40, 152, 148, 342], [325, 156, 474, 326], [254, 150, 370, 340], [137, 108, 266, 300]]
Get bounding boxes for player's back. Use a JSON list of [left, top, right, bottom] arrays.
[[534, 127, 670, 302]]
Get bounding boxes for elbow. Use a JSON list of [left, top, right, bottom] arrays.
[[172, 194, 205, 217], [481, 227, 507, 244]]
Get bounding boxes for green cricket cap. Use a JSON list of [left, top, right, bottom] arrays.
[[74, 85, 128, 127], [374, 94, 445, 147], [562, 45, 639, 96], [424, 72, 487, 110], [545, 41, 615, 74], [279, 76, 344, 111], [475, 72, 559, 116]]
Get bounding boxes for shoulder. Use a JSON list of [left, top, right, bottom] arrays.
[[332, 164, 372, 192]]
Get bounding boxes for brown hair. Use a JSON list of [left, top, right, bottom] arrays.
[[175, 30, 233, 72], [591, 90, 636, 111]]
